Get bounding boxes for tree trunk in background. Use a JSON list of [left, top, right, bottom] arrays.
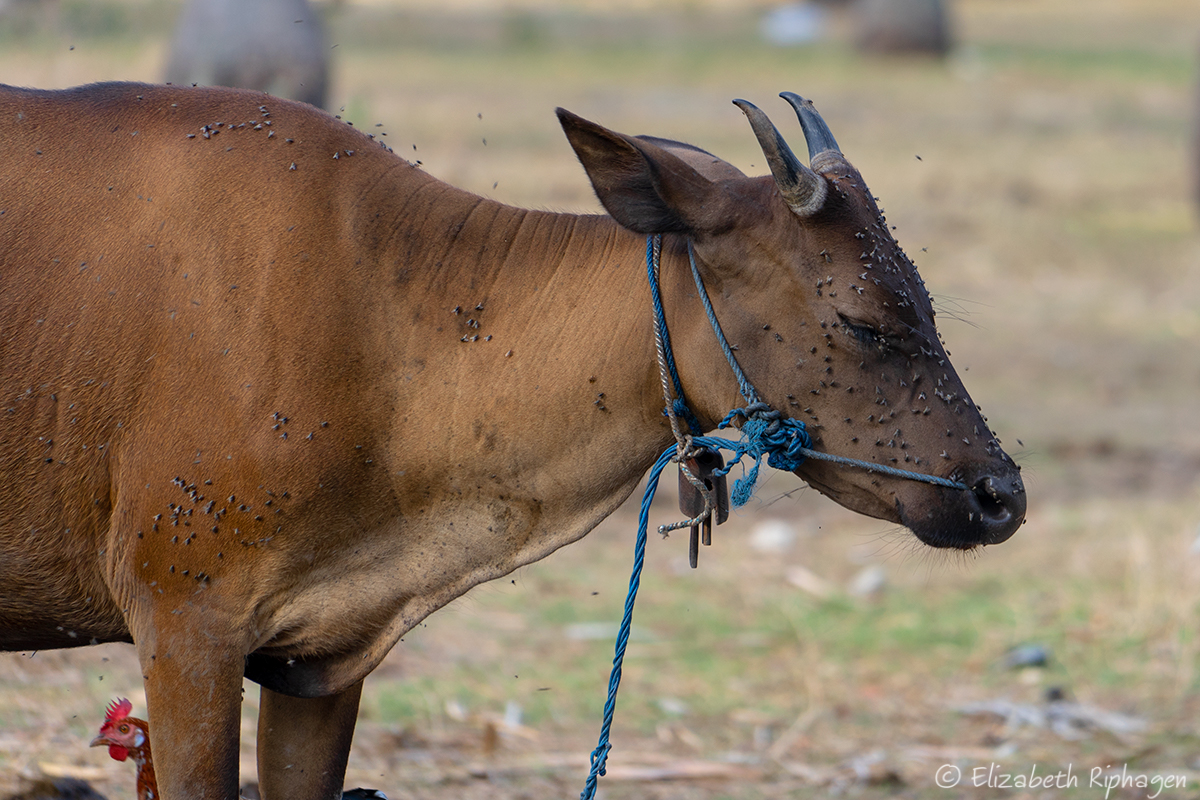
[[0, 0, 60, 39], [852, 0, 952, 56], [165, 0, 330, 110]]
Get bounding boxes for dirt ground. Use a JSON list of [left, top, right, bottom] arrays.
[[3, 1, 1200, 798]]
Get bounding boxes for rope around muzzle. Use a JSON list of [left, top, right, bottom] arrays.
[[579, 236, 969, 800]]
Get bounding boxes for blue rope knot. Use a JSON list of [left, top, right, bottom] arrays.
[[715, 403, 813, 507], [582, 742, 610, 795], [588, 743, 610, 772]]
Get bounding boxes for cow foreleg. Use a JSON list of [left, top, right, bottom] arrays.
[[256, 681, 364, 800], [135, 624, 246, 800]]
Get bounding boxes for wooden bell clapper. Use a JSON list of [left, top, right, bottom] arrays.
[[677, 447, 730, 568]]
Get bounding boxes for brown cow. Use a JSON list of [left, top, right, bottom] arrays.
[[0, 83, 1024, 800]]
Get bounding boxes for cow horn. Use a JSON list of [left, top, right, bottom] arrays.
[[779, 92, 842, 166], [733, 98, 827, 217]]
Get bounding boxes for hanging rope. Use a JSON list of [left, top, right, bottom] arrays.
[[578, 444, 674, 800]]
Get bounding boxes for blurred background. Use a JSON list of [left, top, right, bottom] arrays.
[[2, 0, 1200, 797]]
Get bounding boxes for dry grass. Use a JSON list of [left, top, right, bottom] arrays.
[[3, 1, 1200, 798]]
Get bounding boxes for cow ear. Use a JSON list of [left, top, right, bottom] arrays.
[[557, 108, 723, 234]]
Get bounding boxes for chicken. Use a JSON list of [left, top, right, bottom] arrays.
[[89, 699, 154, 800], [90, 699, 387, 800]]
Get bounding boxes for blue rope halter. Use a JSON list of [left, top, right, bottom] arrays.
[[579, 235, 968, 799]]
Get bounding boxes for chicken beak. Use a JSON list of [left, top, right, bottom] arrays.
[[89, 734, 110, 748]]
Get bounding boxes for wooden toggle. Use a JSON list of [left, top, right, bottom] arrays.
[[677, 447, 730, 568]]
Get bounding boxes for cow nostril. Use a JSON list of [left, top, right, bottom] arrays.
[[971, 475, 1021, 544], [973, 476, 1007, 515]]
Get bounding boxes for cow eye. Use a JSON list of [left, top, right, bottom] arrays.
[[841, 317, 879, 346], [838, 314, 885, 346], [838, 314, 907, 355]]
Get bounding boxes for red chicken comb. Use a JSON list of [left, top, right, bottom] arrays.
[[105, 698, 133, 723]]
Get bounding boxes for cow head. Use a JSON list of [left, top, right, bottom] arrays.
[[558, 94, 1025, 550]]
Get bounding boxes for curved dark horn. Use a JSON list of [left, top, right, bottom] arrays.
[[779, 92, 841, 162], [732, 98, 827, 217]]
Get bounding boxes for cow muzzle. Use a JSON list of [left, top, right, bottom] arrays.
[[901, 462, 1026, 550]]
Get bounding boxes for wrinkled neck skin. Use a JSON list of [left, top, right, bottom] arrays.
[[369, 208, 740, 583], [241, 192, 747, 694]]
